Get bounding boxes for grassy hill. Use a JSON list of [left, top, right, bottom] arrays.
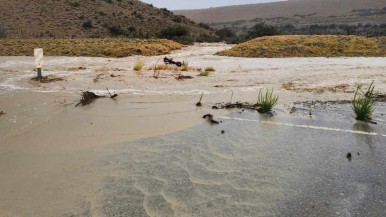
[[0, 0, 213, 40], [217, 35, 386, 57], [0, 38, 183, 57]]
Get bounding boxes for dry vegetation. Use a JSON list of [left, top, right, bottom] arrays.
[[148, 64, 199, 72], [175, 0, 386, 24], [0, 0, 212, 39], [0, 38, 182, 57], [217, 35, 386, 58]]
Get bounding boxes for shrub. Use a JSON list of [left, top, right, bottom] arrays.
[[180, 63, 189, 71], [257, 89, 278, 113], [108, 26, 126, 36], [247, 22, 280, 39], [197, 71, 209, 76], [352, 81, 375, 121], [205, 67, 215, 72], [82, 21, 93, 29], [159, 25, 190, 39], [133, 61, 144, 71]]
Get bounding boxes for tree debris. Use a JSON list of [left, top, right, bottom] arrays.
[[212, 102, 259, 110], [106, 88, 118, 99], [76, 91, 105, 107], [196, 92, 204, 107], [203, 113, 220, 125], [173, 74, 194, 81], [31, 75, 64, 83], [164, 57, 183, 67]]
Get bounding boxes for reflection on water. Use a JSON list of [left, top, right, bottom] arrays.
[[93, 111, 386, 217], [353, 122, 375, 149]]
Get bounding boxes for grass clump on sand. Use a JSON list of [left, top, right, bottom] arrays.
[[257, 89, 278, 113], [352, 82, 375, 121], [205, 66, 215, 72], [133, 61, 145, 71], [0, 38, 182, 57], [217, 35, 386, 58]]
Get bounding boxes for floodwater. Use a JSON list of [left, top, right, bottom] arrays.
[[73, 104, 386, 217], [1, 43, 386, 216]]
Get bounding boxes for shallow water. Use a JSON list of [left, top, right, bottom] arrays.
[[87, 106, 386, 217]]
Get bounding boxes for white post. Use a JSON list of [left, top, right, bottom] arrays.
[[34, 48, 44, 78]]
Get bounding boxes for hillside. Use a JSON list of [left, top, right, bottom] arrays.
[[0, 0, 213, 39], [217, 35, 386, 57], [175, 0, 386, 36], [175, 0, 386, 23]]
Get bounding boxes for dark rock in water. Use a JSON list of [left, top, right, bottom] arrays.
[[221, 130, 225, 134], [346, 153, 352, 161]]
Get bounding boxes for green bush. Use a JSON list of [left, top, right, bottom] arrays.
[[257, 89, 279, 113], [352, 82, 375, 121]]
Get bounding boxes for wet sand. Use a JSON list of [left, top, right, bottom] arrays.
[[0, 43, 386, 216]]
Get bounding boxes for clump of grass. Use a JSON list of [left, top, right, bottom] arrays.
[[133, 61, 145, 71], [181, 62, 189, 71], [217, 35, 386, 58], [0, 38, 183, 57], [352, 81, 375, 121], [282, 81, 295, 90], [257, 89, 278, 113], [197, 71, 210, 76], [205, 66, 215, 72]]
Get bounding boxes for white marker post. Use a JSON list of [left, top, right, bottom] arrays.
[[34, 48, 44, 78]]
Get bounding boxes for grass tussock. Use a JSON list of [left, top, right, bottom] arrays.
[[352, 82, 375, 121], [0, 38, 182, 57], [257, 89, 278, 113], [149, 63, 198, 72], [217, 35, 386, 58], [133, 61, 145, 71], [197, 71, 210, 76], [205, 66, 216, 72]]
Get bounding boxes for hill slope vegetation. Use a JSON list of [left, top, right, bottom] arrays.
[[217, 35, 386, 57], [0, 0, 213, 39]]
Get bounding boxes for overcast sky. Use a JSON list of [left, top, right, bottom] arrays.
[[140, 0, 284, 10]]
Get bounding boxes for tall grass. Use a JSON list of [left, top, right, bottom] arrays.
[[257, 89, 278, 113], [352, 81, 375, 121]]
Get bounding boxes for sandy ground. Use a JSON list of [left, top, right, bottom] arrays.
[[0, 43, 385, 217]]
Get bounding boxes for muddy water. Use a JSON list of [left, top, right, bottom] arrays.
[[87, 105, 386, 217], [1, 43, 386, 216]]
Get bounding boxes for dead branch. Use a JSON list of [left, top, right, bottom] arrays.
[[106, 88, 118, 99], [75, 91, 105, 107]]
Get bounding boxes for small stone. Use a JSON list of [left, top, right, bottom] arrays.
[[346, 153, 352, 161]]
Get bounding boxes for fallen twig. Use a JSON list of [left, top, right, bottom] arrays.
[[173, 74, 194, 81], [202, 113, 220, 125], [212, 102, 259, 110], [196, 92, 204, 107], [106, 88, 118, 99]]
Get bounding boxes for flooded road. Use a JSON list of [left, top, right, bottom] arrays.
[[0, 44, 386, 216], [93, 105, 386, 217]]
